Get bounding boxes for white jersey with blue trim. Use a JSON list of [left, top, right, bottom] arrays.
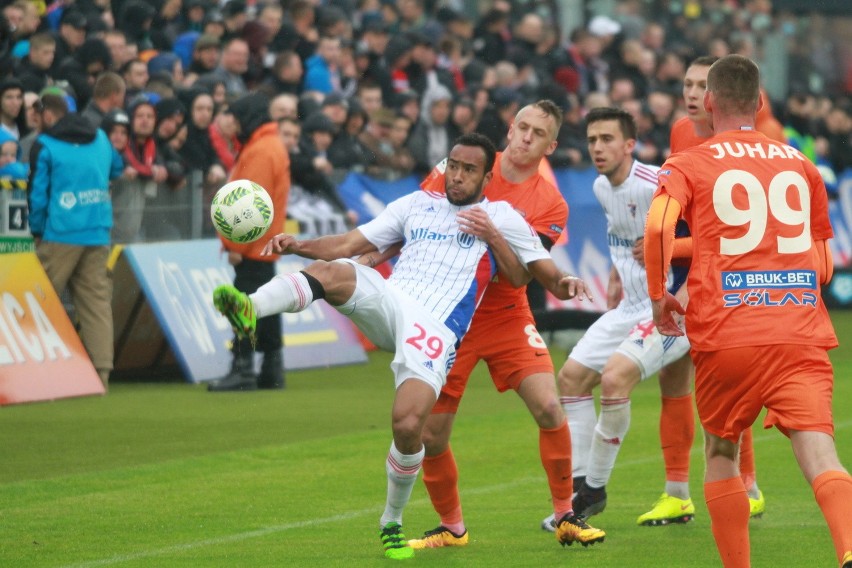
[[358, 190, 550, 341], [593, 160, 660, 313]]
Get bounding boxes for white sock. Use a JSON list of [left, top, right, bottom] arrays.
[[380, 441, 424, 527], [250, 272, 315, 317], [665, 481, 690, 500], [561, 396, 596, 479], [587, 397, 630, 488]]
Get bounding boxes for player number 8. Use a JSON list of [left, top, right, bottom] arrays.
[[713, 169, 811, 255]]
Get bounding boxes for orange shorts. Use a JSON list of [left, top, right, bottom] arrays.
[[692, 344, 834, 443], [432, 307, 553, 414]]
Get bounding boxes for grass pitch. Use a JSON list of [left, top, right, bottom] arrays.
[[2, 314, 852, 567]]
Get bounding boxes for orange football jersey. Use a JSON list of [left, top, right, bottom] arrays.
[[657, 129, 837, 351]]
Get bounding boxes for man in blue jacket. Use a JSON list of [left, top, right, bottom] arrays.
[[28, 93, 124, 388]]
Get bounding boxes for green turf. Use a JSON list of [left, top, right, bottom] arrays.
[[2, 314, 852, 567]]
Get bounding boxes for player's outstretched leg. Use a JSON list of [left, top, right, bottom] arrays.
[[213, 285, 257, 342], [380, 522, 415, 560], [555, 513, 606, 547]]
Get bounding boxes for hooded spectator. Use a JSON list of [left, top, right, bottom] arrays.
[[407, 82, 456, 174], [52, 9, 88, 72], [113, 94, 167, 243], [118, 1, 157, 52], [55, 37, 112, 109], [178, 88, 224, 187]]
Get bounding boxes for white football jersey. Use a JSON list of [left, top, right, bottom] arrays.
[[593, 160, 659, 313], [358, 190, 549, 341]]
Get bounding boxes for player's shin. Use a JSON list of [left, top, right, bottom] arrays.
[[250, 271, 318, 315]]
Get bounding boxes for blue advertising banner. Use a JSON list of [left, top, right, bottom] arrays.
[[121, 240, 367, 383], [337, 172, 420, 224]]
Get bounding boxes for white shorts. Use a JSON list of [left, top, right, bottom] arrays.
[[333, 259, 457, 397], [569, 307, 648, 373], [569, 305, 691, 380], [615, 317, 691, 380]]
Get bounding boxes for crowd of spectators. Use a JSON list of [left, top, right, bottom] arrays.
[[0, 0, 850, 241]]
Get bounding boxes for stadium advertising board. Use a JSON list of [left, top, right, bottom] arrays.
[[0, 253, 105, 405], [120, 240, 367, 383]]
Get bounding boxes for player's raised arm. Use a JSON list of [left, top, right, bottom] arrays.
[[261, 229, 378, 260]]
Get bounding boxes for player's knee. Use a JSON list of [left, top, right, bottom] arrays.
[[704, 434, 738, 461], [391, 413, 424, 448], [421, 425, 449, 455], [556, 363, 594, 396], [304, 261, 353, 301], [532, 396, 565, 429], [599, 370, 633, 398]]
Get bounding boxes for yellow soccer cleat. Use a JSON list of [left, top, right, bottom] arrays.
[[408, 526, 469, 549], [555, 513, 605, 547], [380, 522, 414, 560], [637, 493, 695, 526], [749, 489, 765, 518], [841, 550, 852, 568]]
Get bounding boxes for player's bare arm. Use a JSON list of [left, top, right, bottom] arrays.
[[457, 206, 531, 287], [261, 229, 378, 260], [527, 259, 594, 302], [356, 242, 403, 268]]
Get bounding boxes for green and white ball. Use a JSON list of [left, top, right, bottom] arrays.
[[211, 179, 274, 244]]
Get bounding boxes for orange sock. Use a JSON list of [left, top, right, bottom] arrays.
[[540, 420, 573, 518], [422, 448, 464, 531], [660, 395, 694, 482], [739, 427, 756, 491], [705, 476, 750, 568], [812, 470, 852, 562]]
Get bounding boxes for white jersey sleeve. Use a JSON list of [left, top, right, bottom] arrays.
[[357, 192, 415, 253], [487, 200, 551, 266]]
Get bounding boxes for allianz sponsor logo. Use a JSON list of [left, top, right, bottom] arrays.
[[608, 233, 635, 248], [721, 270, 816, 290], [410, 227, 452, 242]]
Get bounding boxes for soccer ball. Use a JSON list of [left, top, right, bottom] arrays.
[[210, 179, 274, 244]]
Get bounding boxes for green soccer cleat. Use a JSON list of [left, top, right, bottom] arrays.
[[213, 285, 257, 343], [408, 526, 469, 549], [749, 489, 765, 518], [380, 522, 414, 560], [637, 493, 695, 526], [555, 513, 606, 547]]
